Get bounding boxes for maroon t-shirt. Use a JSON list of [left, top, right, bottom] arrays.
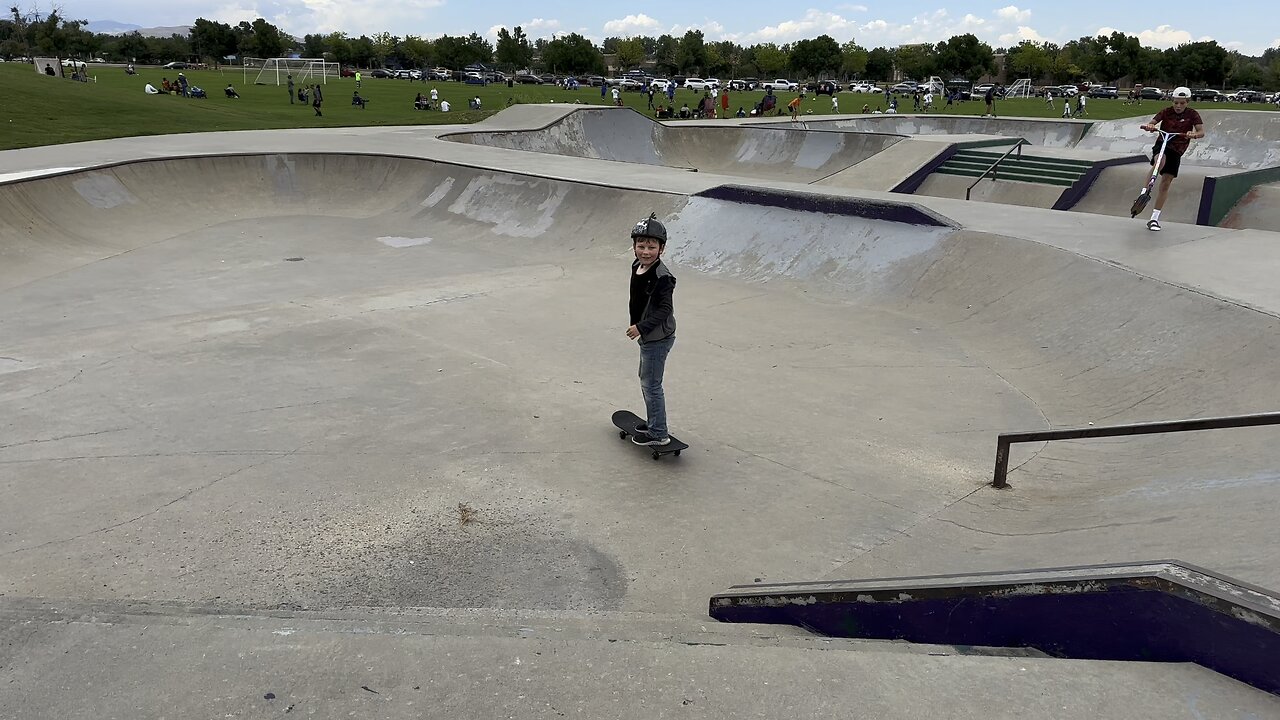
[[1151, 106, 1203, 154]]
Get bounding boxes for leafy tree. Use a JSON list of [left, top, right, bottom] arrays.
[[1174, 40, 1229, 87], [614, 36, 646, 70], [1094, 31, 1141, 83], [495, 26, 533, 70], [400, 35, 433, 69], [866, 46, 894, 81], [326, 32, 353, 67], [601, 37, 620, 54], [301, 33, 327, 60], [1228, 55, 1265, 88], [541, 32, 604, 74], [349, 35, 375, 67], [652, 34, 678, 74], [753, 43, 789, 77], [1006, 41, 1053, 81], [463, 32, 494, 64], [710, 40, 740, 76], [789, 34, 841, 78], [193, 18, 238, 61], [840, 40, 868, 79], [934, 33, 995, 81], [371, 32, 398, 66], [675, 29, 706, 74], [893, 43, 937, 80]]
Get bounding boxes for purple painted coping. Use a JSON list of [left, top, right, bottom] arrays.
[[1197, 176, 1218, 226], [709, 561, 1280, 696], [1051, 155, 1148, 211], [693, 184, 955, 227]]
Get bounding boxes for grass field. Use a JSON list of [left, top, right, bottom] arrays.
[[2, 62, 1275, 151]]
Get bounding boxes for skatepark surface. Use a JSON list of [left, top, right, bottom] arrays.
[[3, 106, 1280, 717]]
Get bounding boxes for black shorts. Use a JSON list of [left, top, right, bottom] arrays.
[[1151, 145, 1183, 178]]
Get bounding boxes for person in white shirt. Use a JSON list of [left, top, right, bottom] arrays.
[[430, 87, 439, 103], [144, 83, 158, 94], [611, 86, 620, 105], [439, 99, 451, 112]]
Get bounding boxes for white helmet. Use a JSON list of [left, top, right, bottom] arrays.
[[1172, 86, 1191, 99]]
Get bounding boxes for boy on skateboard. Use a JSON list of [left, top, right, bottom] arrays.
[[1139, 87, 1205, 231], [625, 214, 677, 446]]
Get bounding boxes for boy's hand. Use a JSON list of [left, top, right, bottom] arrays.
[[626, 325, 640, 340]]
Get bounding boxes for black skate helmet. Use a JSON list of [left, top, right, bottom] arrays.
[[630, 213, 667, 245]]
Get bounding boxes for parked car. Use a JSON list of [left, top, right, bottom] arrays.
[[162, 61, 189, 70], [1088, 86, 1119, 98], [1189, 88, 1222, 101], [888, 81, 918, 94], [367, 68, 392, 78], [1057, 84, 1079, 97], [1138, 86, 1165, 100], [1234, 89, 1265, 103], [684, 77, 716, 90], [806, 80, 840, 96], [762, 78, 799, 92], [727, 78, 759, 91], [514, 73, 542, 84], [650, 78, 673, 91]]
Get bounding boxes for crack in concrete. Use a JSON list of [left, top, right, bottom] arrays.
[[1, 442, 310, 557], [934, 516, 1162, 537], [27, 368, 84, 398], [0, 427, 132, 450]]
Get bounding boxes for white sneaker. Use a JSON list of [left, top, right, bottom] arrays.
[[1147, 219, 1162, 231]]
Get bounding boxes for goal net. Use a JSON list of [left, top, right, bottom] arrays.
[[243, 57, 339, 85], [1005, 78, 1033, 99]]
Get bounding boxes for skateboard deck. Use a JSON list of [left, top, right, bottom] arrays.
[[611, 410, 688, 460]]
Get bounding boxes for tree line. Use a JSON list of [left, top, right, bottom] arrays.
[[3, 8, 1278, 90]]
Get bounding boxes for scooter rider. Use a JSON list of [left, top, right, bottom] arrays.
[[1139, 86, 1206, 231]]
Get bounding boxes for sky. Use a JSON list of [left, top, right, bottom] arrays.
[[62, 0, 1279, 56]]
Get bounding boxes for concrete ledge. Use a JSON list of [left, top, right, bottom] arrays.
[[710, 560, 1280, 695], [694, 184, 956, 227]]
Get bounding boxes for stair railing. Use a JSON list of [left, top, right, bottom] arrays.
[[991, 411, 1280, 488], [965, 139, 1028, 200]]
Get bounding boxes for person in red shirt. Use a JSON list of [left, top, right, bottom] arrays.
[[1138, 86, 1206, 231]]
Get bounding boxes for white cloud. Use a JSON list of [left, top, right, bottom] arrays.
[[995, 6, 1031, 24], [837, 3, 869, 11], [202, 0, 447, 37], [739, 9, 860, 44], [602, 13, 661, 36], [998, 26, 1049, 46], [486, 18, 560, 41], [1094, 24, 1211, 49]]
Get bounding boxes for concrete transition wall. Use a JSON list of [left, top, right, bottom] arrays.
[[445, 108, 903, 183]]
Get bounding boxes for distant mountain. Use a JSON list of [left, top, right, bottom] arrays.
[[86, 20, 193, 37], [86, 20, 141, 34]]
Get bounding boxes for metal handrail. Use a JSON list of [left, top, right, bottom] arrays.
[[965, 140, 1027, 200], [991, 411, 1280, 488]]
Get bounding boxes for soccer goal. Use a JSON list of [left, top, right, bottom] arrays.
[[243, 57, 339, 86], [1005, 78, 1034, 99]]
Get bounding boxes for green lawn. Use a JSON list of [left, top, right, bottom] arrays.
[[1, 62, 1273, 151]]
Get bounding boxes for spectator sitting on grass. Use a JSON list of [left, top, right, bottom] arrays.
[[736, 106, 746, 117], [144, 83, 159, 94], [352, 91, 367, 108], [224, 84, 240, 98], [679, 102, 691, 119], [161, 78, 173, 93], [862, 103, 871, 114], [298, 86, 308, 104], [439, 99, 451, 112], [44, 63, 55, 76]]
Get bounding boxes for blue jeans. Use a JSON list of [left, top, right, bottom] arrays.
[[638, 336, 674, 438]]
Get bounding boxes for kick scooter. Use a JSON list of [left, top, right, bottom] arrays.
[[1130, 129, 1184, 218]]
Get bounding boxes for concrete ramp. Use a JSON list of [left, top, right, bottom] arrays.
[[1078, 110, 1280, 170], [1067, 163, 1213, 224], [1221, 182, 1280, 230], [445, 107, 904, 183], [774, 115, 1090, 147]]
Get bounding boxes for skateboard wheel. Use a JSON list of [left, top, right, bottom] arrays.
[[674, 450, 681, 456], [619, 430, 627, 439], [652, 452, 660, 460]]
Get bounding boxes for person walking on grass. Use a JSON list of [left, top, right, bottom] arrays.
[[1138, 87, 1205, 231], [625, 213, 677, 447], [287, 74, 294, 104], [312, 84, 323, 116]]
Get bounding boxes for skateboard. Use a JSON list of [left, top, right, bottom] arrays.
[[611, 410, 688, 460]]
